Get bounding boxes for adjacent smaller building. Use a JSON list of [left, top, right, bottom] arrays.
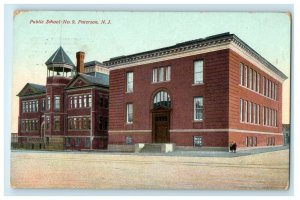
[[14, 47, 109, 150]]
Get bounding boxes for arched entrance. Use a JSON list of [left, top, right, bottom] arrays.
[[152, 91, 171, 143]]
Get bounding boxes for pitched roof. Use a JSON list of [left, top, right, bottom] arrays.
[[17, 83, 46, 97], [45, 46, 75, 66], [28, 83, 46, 93], [65, 72, 109, 89], [80, 73, 109, 86]]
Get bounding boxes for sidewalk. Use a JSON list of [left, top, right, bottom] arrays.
[[11, 145, 289, 158]]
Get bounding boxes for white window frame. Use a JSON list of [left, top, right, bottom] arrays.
[[79, 96, 82, 108], [245, 66, 248, 87], [74, 96, 77, 108], [240, 63, 244, 85], [249, 68, 252, 90], [244, 101, 248, 123], [257, 73, 260, 93], [194, 97, 204, 121], [159, 67, 164, 82], [152, 68, 158, 83], [126, 103, 133, 124], [240, 99, 243, 122], [253, 71, 257, 91], [166, 66, 171, 81], [253, 103, 256, 124], [126, 72, 133, 93], [47, 97, 51, 111], [194, 60, 203, 84], [54, 96, 60, 111], [249, 102, 252, 123]]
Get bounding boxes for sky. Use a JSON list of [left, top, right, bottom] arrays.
[[11, 11, 291, 132]]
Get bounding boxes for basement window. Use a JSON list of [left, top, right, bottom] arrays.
[[193, 136, 202, 147], [125, 136, 132, 145]]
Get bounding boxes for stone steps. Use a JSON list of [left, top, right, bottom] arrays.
[[139, 144, 162, 153]]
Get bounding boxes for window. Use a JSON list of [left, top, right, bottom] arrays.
[[253, 103, 256, 124], [83, 95, 87, 107], [22, 102, 25, 113], [47, 97, 51, 110], [126, 72, 133, 93], [152, 66, 170, 83], [240, 63, 244, 85], [253, 71, 257, 91], [74, 96, 77, 108], [166, 66, 171, 81], [245, 66, 248, 87], [126, 103, 133, 124], [257, 105, 260, 124], [194, 97, 203, 121], [21, 121, 25, 130], [153, 91, 171, 108], [53, 116, 60, 130], [24, 102, 27, 112], [194, 60, 203, 84], [79, 96, 82, 108], [253, 137, 257, 146], [83, 118, 87, 129], [78, 118, 82, 129], [275, 84, 278, 100], [249, 102, 252, 123], [85, 138, 91, 148], [87, 118, 91, 129], [74, 117, 77, 129], [263, 77, 265, 95], [269, 80, 272, 98], [240, 99, 243, 122], [69, 97, 73, 108], [75, 138, 81, 147], [266, 79, 269, 97], [249, 68, 252, 89], [32, 101, 36, 112], [193, 136, 202, 147], [152, 68, 158, 82], [159, 67, 164, 82], [29, 102, 32, 112], [125, 136, 132, 145], [257, 73, 260, 93], [66, 138, 71, 147], [244, 101, 248, 123], [54, 96, 60, 111], [88, 94, 92, 107], [36, 100, 39, 112]]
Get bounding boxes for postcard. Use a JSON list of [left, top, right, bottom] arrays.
[[10, 10, 290, 190]]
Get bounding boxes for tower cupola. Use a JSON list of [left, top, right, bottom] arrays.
[[45, 46, 75, 77]]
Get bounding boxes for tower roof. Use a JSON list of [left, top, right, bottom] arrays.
[[45, 46, 75, 67]]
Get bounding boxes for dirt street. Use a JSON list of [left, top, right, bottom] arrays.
[[10, 150, 289, 190]]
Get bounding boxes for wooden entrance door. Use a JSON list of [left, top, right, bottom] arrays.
[[152, 109, 170, 143]]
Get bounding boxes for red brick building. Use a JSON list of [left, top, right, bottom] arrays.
[[16, 47, 109, 150], [104, 33, 288, 151]]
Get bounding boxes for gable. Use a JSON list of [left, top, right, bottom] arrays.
[[66, 77, 91, 89], [17, 83, 45, 97]]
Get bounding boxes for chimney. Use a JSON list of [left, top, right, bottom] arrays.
[[76, 51, 85, 74]]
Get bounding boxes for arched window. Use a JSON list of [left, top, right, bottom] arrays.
[[153, 91, 171, 108]]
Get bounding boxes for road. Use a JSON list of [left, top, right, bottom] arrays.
[[10, 149, 289, 190]]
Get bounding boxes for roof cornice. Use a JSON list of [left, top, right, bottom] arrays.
[[103, 33, 288, 81]]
